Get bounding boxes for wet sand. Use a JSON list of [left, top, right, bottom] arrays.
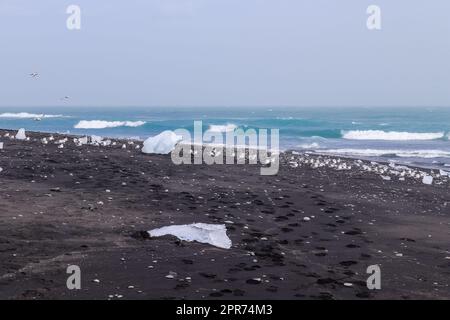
[[0, 129, 449, 300]]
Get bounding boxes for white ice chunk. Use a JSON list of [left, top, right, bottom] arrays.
[[56, 138, 68, 144], [422, 175, 433, 185], [148, 223, 232, 249], [142, 130, 182, 155], [0, 142, 3, 149], [439, 170, 449, 177], [15, 128, 27, 140], [90, 135, 103, 145], [78, 136, 88, 145]]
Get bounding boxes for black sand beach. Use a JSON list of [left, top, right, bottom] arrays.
[[0, 129, 449, 300]]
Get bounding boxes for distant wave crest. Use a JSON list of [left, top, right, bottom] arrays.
[[0, 112, 63, 119], [342, 130, 445, 141], [318, 148, 450, 159], [208, 124, 237, 133], [74, 120, 146, 129], [298, 142, 321, 149]]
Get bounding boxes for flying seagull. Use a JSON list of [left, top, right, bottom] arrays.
[[29, 73, 39, 78]]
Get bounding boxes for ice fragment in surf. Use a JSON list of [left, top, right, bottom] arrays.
[[141, 130, 182, 155], [148, 223, 232, 249], [90, 135, 103, 145], [439, 170, 449, 177], [422, 175, 433, 185], [15, 128, 26, 140], [77, 136, 88, 145]]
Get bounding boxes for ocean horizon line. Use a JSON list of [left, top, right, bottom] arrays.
[[1, 105, 450, 109]]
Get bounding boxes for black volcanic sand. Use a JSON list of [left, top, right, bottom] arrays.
[[0, 129, 449, 300]]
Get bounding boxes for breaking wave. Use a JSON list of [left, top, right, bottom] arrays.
[[342, 130, 445, 141], [0, 112, 64, 119], [74, 120, 146, 129], [208, 124, 238, 133], [298, 142, 321, 149], [318, 149, 450, 158]]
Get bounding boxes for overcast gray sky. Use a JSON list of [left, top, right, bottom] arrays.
[[0, 0, 449, 107]]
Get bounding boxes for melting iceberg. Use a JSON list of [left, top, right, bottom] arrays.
[[142, 130, 182, 154], [148, 223, 232, 249]]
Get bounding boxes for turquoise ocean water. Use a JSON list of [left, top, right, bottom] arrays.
[[1, 106, 450, 169]]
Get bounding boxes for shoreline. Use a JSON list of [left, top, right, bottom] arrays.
[[0, 129, 449, 299], [1, 127, 447, 176], [0, 128, 450, 172]]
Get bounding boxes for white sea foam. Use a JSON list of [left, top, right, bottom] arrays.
[[342, 130, 445, 141], [74, 120, 146, 129], [276, 116, 297, 120], [0, 112, 63, 119], [298, 142, 321, 149], [317, 149, 450, 158], [208, 124, 237, 133]]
